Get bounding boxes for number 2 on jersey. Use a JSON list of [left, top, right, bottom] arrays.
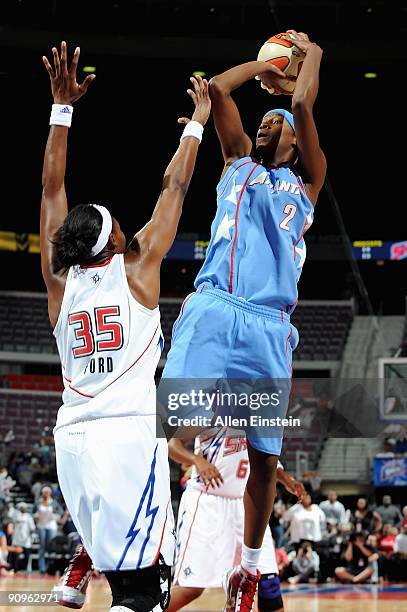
[[279, 204, 297, 231], [69, 306, 123, 358]]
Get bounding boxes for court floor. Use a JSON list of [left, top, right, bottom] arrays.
[[0, 575, 406, 612]]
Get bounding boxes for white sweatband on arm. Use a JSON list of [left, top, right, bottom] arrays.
[[49, 104, 73, 128], [91, 205, 113, 256], [180, 120, 204, 143]]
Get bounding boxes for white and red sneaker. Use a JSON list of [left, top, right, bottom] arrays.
[[53, 544, 93, 609], [223, 565, 260, 612]]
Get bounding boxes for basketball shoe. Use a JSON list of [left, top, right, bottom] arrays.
[[53, 544, 93, 609], [223, 565, 260, 612]]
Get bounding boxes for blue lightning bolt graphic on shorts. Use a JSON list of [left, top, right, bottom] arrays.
[[117, 444, 159, 570]]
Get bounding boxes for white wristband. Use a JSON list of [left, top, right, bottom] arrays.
[[50, 104, 73, 128], [180, 120, 204, 143]]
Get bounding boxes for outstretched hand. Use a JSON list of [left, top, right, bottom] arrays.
[[43, 41, 95, 105], [178, 74, 211, 127], [288, 479, 307, 503], [280, 472, 306, 503]]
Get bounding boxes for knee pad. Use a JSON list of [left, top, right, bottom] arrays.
[[258, 573, 283, 612], [105, 556, 171, 612]]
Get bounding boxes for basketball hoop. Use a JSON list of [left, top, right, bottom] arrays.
[[302, 471, 322, 491]]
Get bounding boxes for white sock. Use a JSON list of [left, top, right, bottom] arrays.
[[241, 544, 261, 575]]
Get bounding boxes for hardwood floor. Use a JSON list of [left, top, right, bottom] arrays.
[[0, 575, 406, 612]]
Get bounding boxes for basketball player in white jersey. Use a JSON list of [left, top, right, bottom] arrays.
[[40, 41, 210, 612], [168, 430, 305, 612]]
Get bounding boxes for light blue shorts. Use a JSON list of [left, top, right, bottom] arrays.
[[162, 285, 298, 455]]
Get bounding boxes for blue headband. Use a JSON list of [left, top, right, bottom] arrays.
[[264, 108, 295, 133]]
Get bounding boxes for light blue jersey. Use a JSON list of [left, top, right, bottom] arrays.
[[195, 157, 314, 314], [162, 115, 316, 455]]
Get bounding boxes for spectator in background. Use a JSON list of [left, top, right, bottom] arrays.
[[33, 438, 52, 467], [378, 524, 398, 556], [319, 490, 347, 526], [6, 502, 35, 573], [34, 486, 60, 574], [350, 497, 379, 533], [59, 508, 78, 538], [16, 457, 36, 492], [335, 532, 378, 584], [288, 541, 320, 584], [375, 495, 402, 527], [395, 523, 407, 556], [274, 546, 290, 579], [283, 493, 326, 546], [31, 478, 48, 505], [269, 498, 286, 548], [0, 466, 16, 514], [7, 449, 25, 480], [380, 524, 407, 582], [366, 535, 379, 583], [324, 520, 348, 580], [0, 527, 9, 574], [401, 505, 407, 529]]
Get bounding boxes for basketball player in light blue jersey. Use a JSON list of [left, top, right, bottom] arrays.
[[162, 30, 326, 611]]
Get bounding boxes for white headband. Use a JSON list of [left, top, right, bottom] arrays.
[[91, 205, 113, 257]]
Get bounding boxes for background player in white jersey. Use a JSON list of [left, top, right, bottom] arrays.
[[167, 430, 305, 612], [40, 41, 210, 612]]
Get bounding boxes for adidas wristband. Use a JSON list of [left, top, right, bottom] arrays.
[[180, 120, 204, 143], [50, 104, 73, 128]]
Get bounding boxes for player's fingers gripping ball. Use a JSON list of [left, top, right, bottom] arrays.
[[257, 32, 305, 95]]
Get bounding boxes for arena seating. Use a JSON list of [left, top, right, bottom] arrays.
[[0, 292, 353, 362], [2, 374, 63, 392], [290, 303, 353, 362], [0, 391, 60, 449], [0, 292, 56, 354], [281, 399, 331, 473]]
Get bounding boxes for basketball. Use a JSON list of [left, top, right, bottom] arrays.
[[257, 32, 305, 94]]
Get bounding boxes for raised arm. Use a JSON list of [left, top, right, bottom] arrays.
[[285, 30, 327, 204], [343, 542, 353, 562], [124, 76, 211, 309], [135, 77, 210, 261], [209, 61, 286, 170], [40, 42, 94, 324]]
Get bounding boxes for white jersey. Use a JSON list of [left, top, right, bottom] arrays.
[[188, 427, 283, 498], [175, 427, 282, 585], [54, 254, 163, 430], [283, 503, 326, 543]]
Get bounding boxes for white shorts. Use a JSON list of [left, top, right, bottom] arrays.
[[174, 485, 277, 588], [55, 415, 175, 572]]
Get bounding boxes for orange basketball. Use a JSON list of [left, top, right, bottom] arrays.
[[257, 32, 305, 94]]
